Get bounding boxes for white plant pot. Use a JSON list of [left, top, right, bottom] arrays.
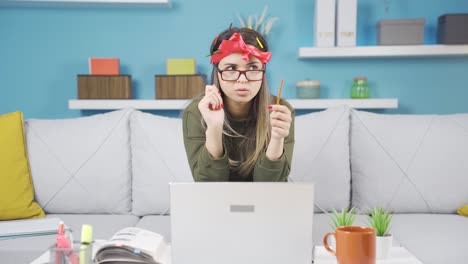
[[376, 234, 393, 259]]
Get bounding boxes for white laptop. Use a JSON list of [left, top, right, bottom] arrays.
[[170, 182, 314, 264]]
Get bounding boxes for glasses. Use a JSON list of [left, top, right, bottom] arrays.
[[217, 68, 265, 81]]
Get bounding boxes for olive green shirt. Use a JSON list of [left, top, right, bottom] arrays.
[[182, 97, 295, 182]]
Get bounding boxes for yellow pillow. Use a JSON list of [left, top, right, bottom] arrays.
[[458, 204, 468, 217], [0, 111, 45, 220]]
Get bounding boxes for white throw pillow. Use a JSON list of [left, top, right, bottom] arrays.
[[25, 109, 133, 214], [351, 109, 468, 213], [289, 105, 351, 213], [130, 111, 193, 216]]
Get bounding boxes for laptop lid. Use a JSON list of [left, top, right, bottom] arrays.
[[170, 182, 314, 264]]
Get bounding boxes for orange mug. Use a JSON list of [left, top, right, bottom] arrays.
[[323, 226, 376, 264]]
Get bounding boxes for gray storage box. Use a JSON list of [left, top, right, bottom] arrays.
[[437, 14, 468, 44], [377, 18, 425, 45]]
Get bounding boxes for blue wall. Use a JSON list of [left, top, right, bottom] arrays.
[[1, 0, 467, 119]]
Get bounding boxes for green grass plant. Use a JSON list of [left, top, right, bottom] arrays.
[[367, 207, 393, 236], [329, 207, 357, 230]]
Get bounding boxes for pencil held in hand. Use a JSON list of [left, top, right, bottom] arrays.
[[276, 79, 284, 105]]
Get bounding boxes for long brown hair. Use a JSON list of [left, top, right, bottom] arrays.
[[208, 27, 273, 177]]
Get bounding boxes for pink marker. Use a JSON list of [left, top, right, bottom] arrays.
[[56, 221, 79, 264]]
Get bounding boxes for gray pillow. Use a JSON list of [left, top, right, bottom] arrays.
[[351, 109, 468, 213], [290, 105, 351, 213], [26, 109, 133, 214], [130, 110, 193, 216]]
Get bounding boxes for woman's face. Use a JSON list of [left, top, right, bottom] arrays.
[[217, 51, 264, 106]]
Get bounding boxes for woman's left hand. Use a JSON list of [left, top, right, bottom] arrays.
[[268, 105, 292, 141]]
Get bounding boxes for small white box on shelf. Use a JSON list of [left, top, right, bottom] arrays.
[[336, 0, 357, 47], [314, 0, 336, 47]]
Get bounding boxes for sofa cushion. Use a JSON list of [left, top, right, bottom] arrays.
[[0, 112, 44, 220], [25, 109, 133, 214], [136, 215, 171, 242], [130, 111, 193, 216], [390, 214, 468, 264], [289, 106, 351, 212], [134, 214, 403, 248], [0, 111, 45, 220], [351, 109, 468, 213]]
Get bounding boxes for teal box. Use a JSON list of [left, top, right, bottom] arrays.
[[296, 80, 320, 99]]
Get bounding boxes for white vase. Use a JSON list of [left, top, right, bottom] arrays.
[[376, 234, 393, 259]]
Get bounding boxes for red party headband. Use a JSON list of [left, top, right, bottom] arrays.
[[210, 33, 272, 64]]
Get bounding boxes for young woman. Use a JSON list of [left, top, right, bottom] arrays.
[[182, 27, 294, 182]]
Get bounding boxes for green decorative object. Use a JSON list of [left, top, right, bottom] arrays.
[[236, 5, 279, 37], [350, 77, 370, 98]]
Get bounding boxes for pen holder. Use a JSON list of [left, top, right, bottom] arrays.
[[49, 241, 92, 264]]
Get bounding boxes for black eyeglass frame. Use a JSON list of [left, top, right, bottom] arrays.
[[216, 65, 266, 81]]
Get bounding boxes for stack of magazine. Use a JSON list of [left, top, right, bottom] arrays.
[[94, 227, 171, 264]]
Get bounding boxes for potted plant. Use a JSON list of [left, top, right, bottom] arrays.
[[325, 207, 357, 248], [366, 207, 394, 259], [236, 5, 279, 37], [329, 206, 357, 230]]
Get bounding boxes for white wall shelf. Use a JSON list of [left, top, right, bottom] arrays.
[[0, 0, 171, 8], [287, 99, 398, 109], [69, 99, 189, 110], [298, 45, 468, 59], [69, 98, 398, 110]]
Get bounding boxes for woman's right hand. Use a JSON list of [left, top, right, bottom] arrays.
[[198, 85, 225, 129]]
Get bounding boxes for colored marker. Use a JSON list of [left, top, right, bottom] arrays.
[[80, 224, 93, 264], [56, 221, 79, 264]]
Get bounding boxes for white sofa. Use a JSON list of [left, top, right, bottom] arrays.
[[1, 106, 467, 264]]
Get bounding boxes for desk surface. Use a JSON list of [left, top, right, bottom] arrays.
[[314, 246, 423, 264]]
